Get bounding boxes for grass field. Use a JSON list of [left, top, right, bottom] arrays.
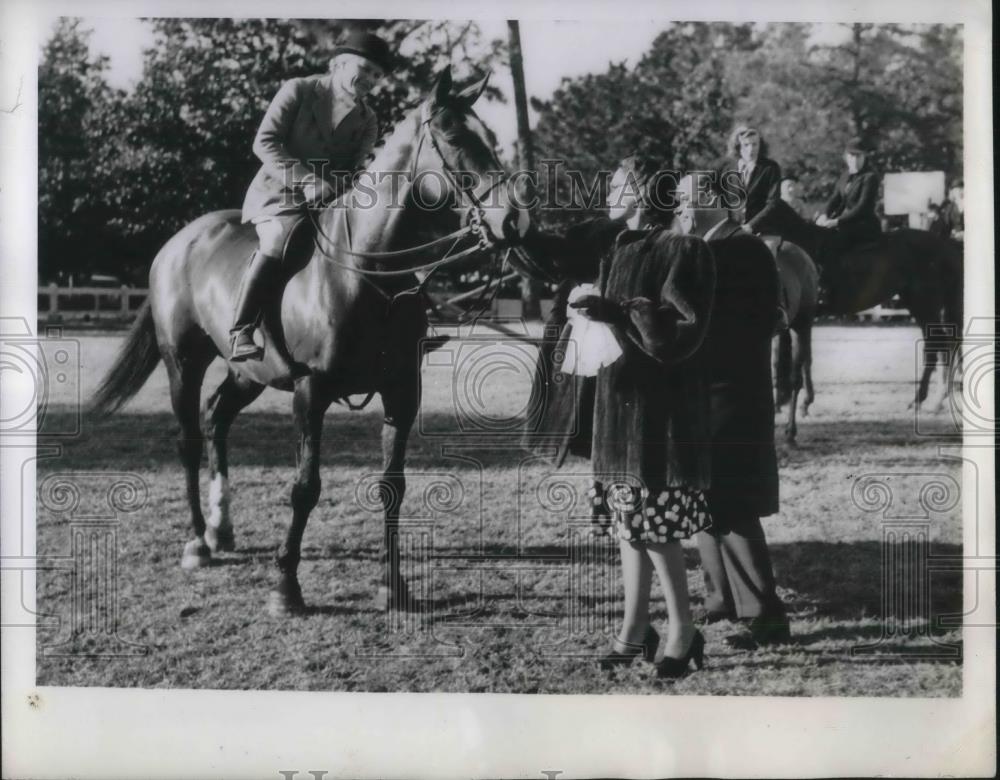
[[35, 324, 965, 695]]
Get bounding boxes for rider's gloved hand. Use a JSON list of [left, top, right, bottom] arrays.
[[302, 178, 335, 205]]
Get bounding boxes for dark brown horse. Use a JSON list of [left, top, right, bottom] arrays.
[[90, 68, 530, 616], [755, 202, 964, 409]]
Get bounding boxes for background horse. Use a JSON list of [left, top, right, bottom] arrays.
[[765, 237, 819, 443], [755, 202, 964, 410], [90, 68, 529, 616], [674, 175, 819, 442]]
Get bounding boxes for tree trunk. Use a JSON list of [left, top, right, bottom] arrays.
[[506, 20, 544, 321]]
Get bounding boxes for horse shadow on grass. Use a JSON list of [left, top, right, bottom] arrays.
[[169, 537, 965, 641], [775, 418, 960, 458], [769, 540, 963, 623], [43, 409, 961, 473]]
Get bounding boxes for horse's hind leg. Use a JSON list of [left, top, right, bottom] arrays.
[[800, 324, 815, 417], [772, 330, 791, 410], [203, 370, 265, 552], [268, 375, 333, 617], [162, 345, 213, 570], [913, 334, 938, 409]]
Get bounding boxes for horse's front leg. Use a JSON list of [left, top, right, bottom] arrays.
[[268, 376, 332, 617], [376, 381, 419, 611]]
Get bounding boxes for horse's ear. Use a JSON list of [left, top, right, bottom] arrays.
[[454, 73, 490, 107], [430, 66, 454, 108]]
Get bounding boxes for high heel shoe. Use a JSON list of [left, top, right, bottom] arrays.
[[598, 625, 660, 671], [656, 629, 706, 679]]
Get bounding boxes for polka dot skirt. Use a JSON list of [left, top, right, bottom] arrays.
[[589, 481, 712, 543]]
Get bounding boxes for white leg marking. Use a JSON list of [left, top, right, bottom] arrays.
[[207, 473, 230, 531]]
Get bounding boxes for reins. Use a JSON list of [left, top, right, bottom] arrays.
[[303, 101, 515, 280]]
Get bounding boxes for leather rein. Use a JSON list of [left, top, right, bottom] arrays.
[[303, 101, 518, 285]]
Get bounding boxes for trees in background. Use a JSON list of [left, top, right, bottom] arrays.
[[38, 18, 504, 281], [532, 22, 963, 224], [37, 20, 963, 282], [38, 19, 121, 282]]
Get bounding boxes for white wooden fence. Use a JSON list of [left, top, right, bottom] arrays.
[[39, 284, 149, 321], [37, 283, 910, 325]]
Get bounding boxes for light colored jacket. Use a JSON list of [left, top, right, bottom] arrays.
[[241, 74, 378, 222]]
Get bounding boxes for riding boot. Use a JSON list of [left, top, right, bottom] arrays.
[[230, 250, 282, 362]]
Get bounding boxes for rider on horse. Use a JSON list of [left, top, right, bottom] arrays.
[[814, 136, 882, 255], [716, 125, 796, 326], [230, 30, 393, 362], [717, 125, 784, 234]]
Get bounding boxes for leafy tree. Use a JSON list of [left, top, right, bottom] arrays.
[[766, 23, 963, 198], [91, 18, 318, 273], [532, 21, 963, 218], [86, 18, 505, 280], [531, 23, 756, 229], [37, 19, 120, 282]]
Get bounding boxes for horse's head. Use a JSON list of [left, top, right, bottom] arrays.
[[407, 67, 529, 246]]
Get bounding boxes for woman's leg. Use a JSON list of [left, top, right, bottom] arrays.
[[646, 540, 698, 657], [617, 538, 654, 645]]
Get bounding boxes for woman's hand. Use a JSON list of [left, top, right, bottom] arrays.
[[569, 295, 624, 324]]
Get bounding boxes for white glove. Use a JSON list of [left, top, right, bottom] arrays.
[[561, 284, 624, 377]]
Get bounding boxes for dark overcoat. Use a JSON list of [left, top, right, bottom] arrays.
[[521, 221, 715, 492], [523, 222, 780, 515], [242, 75, 378, 222], [590, 230, 715, 491], [702, 232, 780, 517]]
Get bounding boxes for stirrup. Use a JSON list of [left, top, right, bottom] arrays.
[[229, 326, 264, 362]]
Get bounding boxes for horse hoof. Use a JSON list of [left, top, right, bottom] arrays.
[[180, 540, 211, 570], [266, 589, 307, 618], [267, 575, 306, 617], [205, 525, 236, 553], [376, 582, 413, 611]]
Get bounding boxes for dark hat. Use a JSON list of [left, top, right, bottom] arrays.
[[845, 136, 872, 154], [331, 30, 393, 73]]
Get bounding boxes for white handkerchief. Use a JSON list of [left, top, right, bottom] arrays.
[[561, 284, 624, 377]]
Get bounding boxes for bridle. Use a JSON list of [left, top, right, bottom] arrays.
[[304, 100, 519, 279]]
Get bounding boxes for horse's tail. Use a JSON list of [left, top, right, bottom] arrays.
[[773, 328, 792, 407], [90, 302, 161, 417]]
